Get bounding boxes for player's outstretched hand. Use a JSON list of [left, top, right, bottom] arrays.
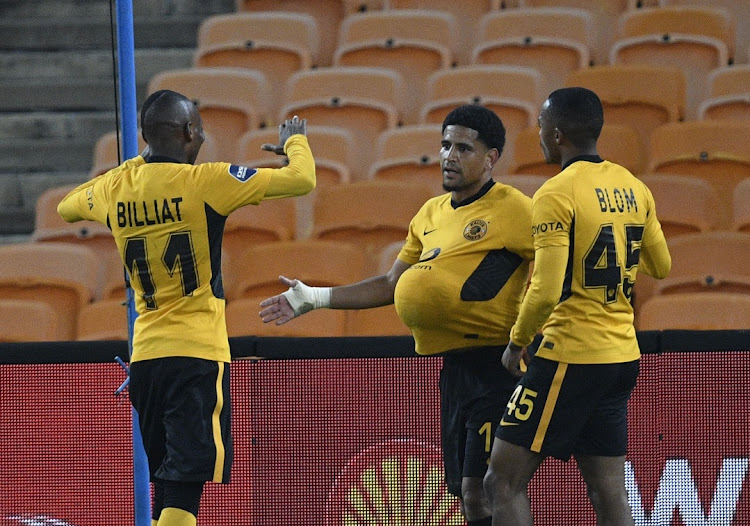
[[502, 342, 530, 378], [259, 276, 298, 325], [260, 115, 307, 156]]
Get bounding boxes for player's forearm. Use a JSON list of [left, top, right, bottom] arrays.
[[330, 275, 395, 310], [264, 135, 316, 198]]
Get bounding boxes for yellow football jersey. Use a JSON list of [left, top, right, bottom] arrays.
[[515, 157, 668, 364], [58, 135, 315, 363], [394, 181, 534, 356]]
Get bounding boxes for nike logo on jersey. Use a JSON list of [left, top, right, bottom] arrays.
[[423, 228, 437, 235]]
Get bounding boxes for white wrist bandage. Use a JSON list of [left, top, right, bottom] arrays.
[[281, 280, 332, 316]]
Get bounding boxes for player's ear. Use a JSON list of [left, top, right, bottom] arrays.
[[554, 127, 564, 145], [486, 148, 500, 170]]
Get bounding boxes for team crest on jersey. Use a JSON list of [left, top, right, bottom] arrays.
[[463, 219, 487, 241], [228, 164, 257, 183]]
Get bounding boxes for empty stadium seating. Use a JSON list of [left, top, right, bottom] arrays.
[[638, 292, 750, 331], [194, 12, 319, 119], [648, 120, 750, 227], [0, 243, 101, 340], [367, 124, 444, 194], [0, 299, 59, 342], [473, 8, 594, 98], [76, 299, 129, 341], [698, 65, 750, 122], [334, 9, 457, 124], [227, 296, 349, 337]]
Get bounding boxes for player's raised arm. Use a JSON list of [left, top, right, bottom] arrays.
[[262, 115, 316, 199]]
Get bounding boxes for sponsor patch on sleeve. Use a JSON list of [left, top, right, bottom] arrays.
[[228, 164, 257, 183]]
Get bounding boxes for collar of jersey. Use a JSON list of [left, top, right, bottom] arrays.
[[451, 179, 495, 209], [146, 155, 182, 164], [561, 154, 604, 171]]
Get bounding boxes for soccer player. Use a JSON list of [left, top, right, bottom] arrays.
[[259, 105, 534, 525], [57, 90, 316, 526], [483, 87, 672, 526]]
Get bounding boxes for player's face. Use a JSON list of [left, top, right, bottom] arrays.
[[440, 125, 492, 198], [538, 100, 561, 165]]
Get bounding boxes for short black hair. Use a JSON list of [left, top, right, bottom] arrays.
[[442, 104, 506, 156], [545, 87, 604, 148], [140, 90, 191, 142]]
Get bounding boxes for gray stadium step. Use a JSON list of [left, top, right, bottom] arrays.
[[0, 16, 223, 51], [0, 111, 117, 142], [1, 139, 96, 172], [0, 77, 150, 112], [0, 0, 234, 19], [0, 48, 194, 82]]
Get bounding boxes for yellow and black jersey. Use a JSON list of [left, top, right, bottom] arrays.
[[394, 180, 534, 356], [58, 135, 315, 363], [511, 157, 670, 364]]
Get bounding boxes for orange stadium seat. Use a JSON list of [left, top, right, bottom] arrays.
[[610, 6, 734, 119], [194, 12, 318, 120], [420, 65, 544, 175], [510, 124, 645, 176], [367, 124, 444, 194], [501, 174, 549, 199], [698, 65, 750, 122], [237, 125, 356, 184], [89, 130, 219, 178], [31, 185, 116, 258], [147, 68, 270, 160], [222, 198, 298, 263], [519, 0, 635, 64], [0, 243, 101, 341], [311, 181, 435, 259], [279, 67, 403, 172], [638, 174, 722, 239], [648, 120, 750, 228], [343, 0, 385, 13], [565, 65, 686, 155], [473, 8, 594, 98], [334, 9, 457, 125], [385, 0, 505, 65], [223, 240, 368, 301], [661, 0, 749, 64], [347, 305, 411, 336], [656, 231, 750, 298], [101, 249, 129, 301], [226, 296, 349, 337], [638, 292, 750, 331], [76, 299, 129, 341], [235, 0, 345, 67], [733, 178, 750, 234], [0, 299, 59, 342]]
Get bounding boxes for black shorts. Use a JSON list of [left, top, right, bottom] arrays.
[[496, 356, 639, 461], [439, 346, 519, 497], [129, 357, 233, 484]]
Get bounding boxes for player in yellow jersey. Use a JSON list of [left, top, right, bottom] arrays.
[[483, 88, 672, 526], [58, 90, 316, 526], [259, 105, 534, 526]]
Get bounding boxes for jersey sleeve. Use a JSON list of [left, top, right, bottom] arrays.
[[397, 206, 426, 265], [530, 182, 575, 249], [198, 134, 316, 216], [639, 185, 672, 279], [503, 191, 535, 261], [57, 156, 145, 224]]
